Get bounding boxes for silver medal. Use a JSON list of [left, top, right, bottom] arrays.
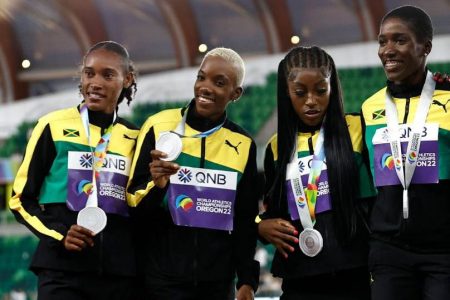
[[156, 132, 183, 161], [298, 228, 323, 257], [77, 206, 107, 234]]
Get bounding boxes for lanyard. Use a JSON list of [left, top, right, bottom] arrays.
[[80, 104, 116, 207], [172, 107, 224, 138], [385, 71, 435, 219], [286, 127, 325, 229]]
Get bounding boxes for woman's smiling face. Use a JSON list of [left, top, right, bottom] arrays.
[[193, 55, 242, 122]]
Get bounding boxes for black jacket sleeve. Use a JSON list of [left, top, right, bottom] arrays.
[[9, 122, 68, 247], [233, 141, 260, 291]]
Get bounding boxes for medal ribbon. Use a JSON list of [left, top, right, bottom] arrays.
[[172, 106, 225, 138], [80, 103, 116, 207], [385, 71, 435, 219], [286, 127, 325, 229]]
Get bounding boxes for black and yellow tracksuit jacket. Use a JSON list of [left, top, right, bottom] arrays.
[[261, 114, 375, 279], [9, 105, 139, 276], [127, 102, 260, 291], [361, 75, 450, 253]]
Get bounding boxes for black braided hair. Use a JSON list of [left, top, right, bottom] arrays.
[[267, 46, 358, 242], [82, 41, 137, 106]]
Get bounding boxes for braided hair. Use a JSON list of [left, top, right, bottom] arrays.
[[267, 46, 358, 242], [82, 41, 137, 107]]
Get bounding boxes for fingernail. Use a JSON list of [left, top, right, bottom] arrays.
[[294, 238, 299, 243], [293, 230, 298, 236]]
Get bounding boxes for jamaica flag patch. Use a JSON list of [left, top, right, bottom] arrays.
[[372, 109, 385, 120], [63, 129, 80, 137]]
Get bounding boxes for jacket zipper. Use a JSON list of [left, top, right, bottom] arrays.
[[98, 231, 104, 275], [193, 137, 206, 286], [403, 98, 410, 124], [308, 133, 315, 155]]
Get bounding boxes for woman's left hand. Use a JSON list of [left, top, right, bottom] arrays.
[[236, 284, 254, 300]]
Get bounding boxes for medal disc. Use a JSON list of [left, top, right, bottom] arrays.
[[156, 132, 182, 161], [77, 206, 107, 234], [299, 228, 323, 257]]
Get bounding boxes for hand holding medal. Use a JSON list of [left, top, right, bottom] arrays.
[[155, 132, 183, 161]]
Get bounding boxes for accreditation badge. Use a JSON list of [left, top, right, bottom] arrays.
[[67, 151, 131, 216], [286, 155, 331, 221], [167, 166, 238, 231], [372, 124, 439, 187]]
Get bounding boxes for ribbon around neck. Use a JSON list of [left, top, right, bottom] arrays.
[[79, 103, 116, 207], [286, 127, 326, 228], [384, 71, 436, 219]]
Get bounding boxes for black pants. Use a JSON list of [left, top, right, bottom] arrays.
[[280, 267, 371, 300], [144, 276, 235, 300], [37, 270, 136, 300], [369, 239, 450, 300]]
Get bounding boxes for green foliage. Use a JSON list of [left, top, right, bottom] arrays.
[[130, 101, 188, 127], [0, 236, 38, 298], [338, 66, 387, 113], [0, 122, 36, 158]]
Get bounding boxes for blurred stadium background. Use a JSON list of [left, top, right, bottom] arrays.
[[0, 0, 450, 299]]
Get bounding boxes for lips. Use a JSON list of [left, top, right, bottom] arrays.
[[305, 109, 321, 116], [87, 91, 106, 100], [384, 59, 402, 71], [196, 95, 214, 104]]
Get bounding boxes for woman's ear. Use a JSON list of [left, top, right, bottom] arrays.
[[231, 86, 243, 102], [124, 72, 134, 89], [424, 40, 432, 57]]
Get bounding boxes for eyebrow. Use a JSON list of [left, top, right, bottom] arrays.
[[378, 32, 408, 39]]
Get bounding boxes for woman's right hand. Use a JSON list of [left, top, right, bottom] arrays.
[[149, 149, 180, 188], [63, 225, 94, 251], [258, 218, 299, 258]]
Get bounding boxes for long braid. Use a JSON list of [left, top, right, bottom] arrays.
[[268, 46, 358, 243]]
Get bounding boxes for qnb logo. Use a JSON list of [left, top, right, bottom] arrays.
[[178, 168, 193, 183], [298, 160, 305, 173], [79, 153, 93, 168], [175, 195, 194, 212], [381, 153, 394, 170], [195, 172, 227, 185]]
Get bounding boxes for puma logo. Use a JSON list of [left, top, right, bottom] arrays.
[[123, 134, 137, 140], [225, 140, 241, 154], [432, 99, 450, 113]]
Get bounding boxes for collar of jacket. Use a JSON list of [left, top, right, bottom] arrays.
[[184, 99, 227, 133]]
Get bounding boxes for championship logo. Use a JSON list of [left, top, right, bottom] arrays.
[[175, 194, 194, 212], [296, 195, 306, 208], [381, 153, 395, 170], [408, 151, 417, 163], [77, 179, 93, 195]]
